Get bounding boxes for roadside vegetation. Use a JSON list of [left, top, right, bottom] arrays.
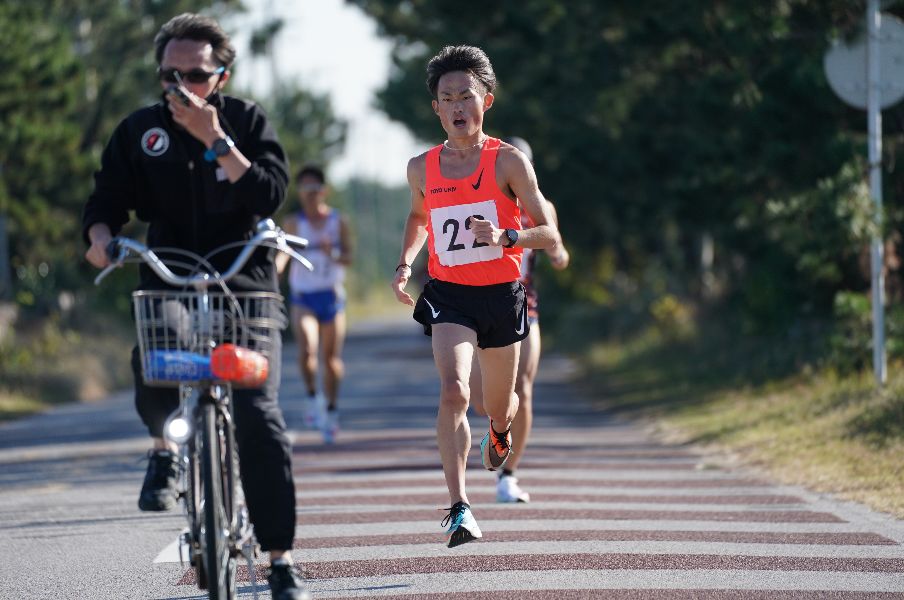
[[579, 307, 904, 518], [0, 308, 133, 420]]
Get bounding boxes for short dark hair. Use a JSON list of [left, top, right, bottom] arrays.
[[426, 45, 497, 99], [154, 13, 236, 68], [295, 164, 326, 184]]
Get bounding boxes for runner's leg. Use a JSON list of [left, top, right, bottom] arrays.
[[508, 323, 540, 471], [476, 342, 520, 432], [320, 311, 346, 412], [291, 305, 319, 396], [469, 354, 487, 417], [431, 322, 477, 505]]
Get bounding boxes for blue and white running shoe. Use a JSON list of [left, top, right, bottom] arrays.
[[440, 501, 483, 548]]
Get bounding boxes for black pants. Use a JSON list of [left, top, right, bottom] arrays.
[[131, 338, 296, 551]]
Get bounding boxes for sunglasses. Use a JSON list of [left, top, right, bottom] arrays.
[[299, 183, 324, 192], [158, 65, 225, 84]]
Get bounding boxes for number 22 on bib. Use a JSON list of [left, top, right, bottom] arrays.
[[430, 200, 503, 267]]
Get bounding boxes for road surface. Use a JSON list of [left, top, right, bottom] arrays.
[[1, 316, 903, 598]]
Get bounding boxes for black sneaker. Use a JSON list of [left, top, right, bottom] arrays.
[[267, 562, 311, 600], [137, 449, 179, 512]]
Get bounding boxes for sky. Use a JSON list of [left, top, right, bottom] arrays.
[[226, 0, 427, 186]]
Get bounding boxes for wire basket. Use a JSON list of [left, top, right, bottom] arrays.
[[132, 290, 286, 387]]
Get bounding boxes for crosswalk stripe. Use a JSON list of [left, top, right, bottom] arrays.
[[293, 519, 895, 538], [293, 477, 772, 491], [288, 540, 904, 562], [176, 565, 904, 593], [295, 492, 806, 505], [294, 507, 844, 525], [291, 530, 895, 550]]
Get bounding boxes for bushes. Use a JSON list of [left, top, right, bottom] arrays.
[[830, 290, 904, 374]]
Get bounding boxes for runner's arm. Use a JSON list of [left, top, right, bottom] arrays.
[[506, 150, 559, 250], [337, 214, 353, 266], [392, 155, 429, 306], [469, 148, 559, 249], [545, 201, 570, 270]]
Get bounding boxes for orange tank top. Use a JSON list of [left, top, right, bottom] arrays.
[[424, 137, 523, 286]]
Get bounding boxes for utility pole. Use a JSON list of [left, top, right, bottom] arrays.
[[867, 0, 887, 385]]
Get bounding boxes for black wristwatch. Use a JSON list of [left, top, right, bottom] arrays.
[[204, 135, 234, 162], [502, 228, 519, 248]]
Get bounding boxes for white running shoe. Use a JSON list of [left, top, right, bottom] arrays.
[[322, 409, 339, 444], [496, 474, 530, 503]]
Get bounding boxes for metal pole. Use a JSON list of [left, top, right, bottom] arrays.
[[868, 0, 887, 385]]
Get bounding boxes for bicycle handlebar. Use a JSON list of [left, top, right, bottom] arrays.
[[94, 218, 312, 287]]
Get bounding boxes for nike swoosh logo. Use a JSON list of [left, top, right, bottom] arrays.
[[471, 168, 484, 190], [514, 308, 526, 335], [424, 298, 441, 319]]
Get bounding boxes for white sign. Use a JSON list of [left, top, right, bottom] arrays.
[[824, 14, 904, 109]]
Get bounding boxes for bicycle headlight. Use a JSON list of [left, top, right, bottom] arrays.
[[164, 415, 192, 444]]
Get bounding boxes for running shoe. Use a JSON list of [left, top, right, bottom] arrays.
[[480, 421, 513, 471], [322, 409, 339, 444], [301, 393, 325, 429], [497, 474, 530, 503], [440, 501, 482, 548]]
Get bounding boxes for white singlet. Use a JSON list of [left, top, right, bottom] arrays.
[[288, 210, 345, 293]]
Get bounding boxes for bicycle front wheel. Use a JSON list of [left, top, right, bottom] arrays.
[[200, 402, 236, 599]]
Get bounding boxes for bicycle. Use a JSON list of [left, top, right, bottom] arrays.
[[95, 218, 311, 600]]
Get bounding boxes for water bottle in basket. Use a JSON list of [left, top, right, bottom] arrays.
[[146, 350, 213, 382], [211, 343, 269, 387]]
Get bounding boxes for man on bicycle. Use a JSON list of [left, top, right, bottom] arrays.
[[82, 13, 307, 599]]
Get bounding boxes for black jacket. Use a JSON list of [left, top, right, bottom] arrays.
[[82, 92, 289, 291]]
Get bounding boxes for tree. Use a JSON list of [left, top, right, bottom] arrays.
[[263, 85, 348, 174], [0, 2, 90, 308]]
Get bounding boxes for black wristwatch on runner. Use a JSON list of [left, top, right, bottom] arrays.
[[502, 228, 519, 248]]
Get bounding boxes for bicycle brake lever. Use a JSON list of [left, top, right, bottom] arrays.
[[93, 262, 121, 286], [277, 240, 314, 271], [94, 238, 129, 285]]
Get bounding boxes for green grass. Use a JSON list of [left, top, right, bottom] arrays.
[[586, 323, 904, 517]]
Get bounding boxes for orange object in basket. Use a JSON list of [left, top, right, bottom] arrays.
[[211, 344, 269, 386]]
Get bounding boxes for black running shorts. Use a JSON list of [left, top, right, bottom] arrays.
[[413, 279, 530, 349]]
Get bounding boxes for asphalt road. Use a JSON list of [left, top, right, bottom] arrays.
[[2, 316, 904, 599]]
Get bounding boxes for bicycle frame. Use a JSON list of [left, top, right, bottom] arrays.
[[170, 372, 250, 599]]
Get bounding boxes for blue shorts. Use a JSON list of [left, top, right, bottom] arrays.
[[290, 289, 345, 323]]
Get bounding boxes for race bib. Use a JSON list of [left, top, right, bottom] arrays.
[[430, 200, 503, 267]]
